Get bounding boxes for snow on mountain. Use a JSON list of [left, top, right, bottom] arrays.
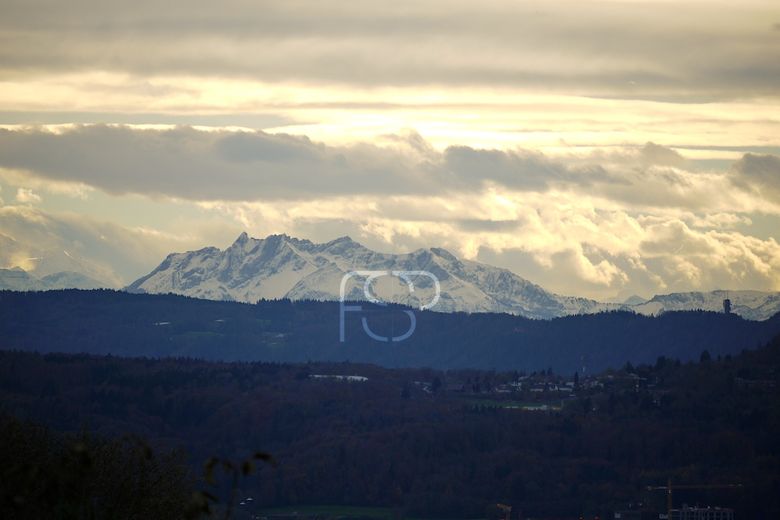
[[0, 268, 108, 291], [127, 232, 620, 318], [0, 231, 123, 288], [622, 295, 647, 306], [126, 233, 780, 321], [39, 271, 108, 290], [630, 290, 780, 321], [0, 267, 44, 291]]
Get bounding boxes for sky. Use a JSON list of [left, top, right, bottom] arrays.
[[0, 0, 779, 300]]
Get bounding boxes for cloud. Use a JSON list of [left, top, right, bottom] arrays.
[[14, 187, 41, 203], [732, 153, 780, 203], [637, 219, 780, 290], [441, 146, 618, 192], [1, 125, 775, 216], [0, 1, 778, 102], [0, 204, 238, 285], [472, 210, 780, 298], [639, 142, 687, 168], [1, 190, 777, 300], [188, 190, 780, 299], [0, 125, 431, 200]]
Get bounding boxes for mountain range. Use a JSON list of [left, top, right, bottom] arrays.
[[126, 232, 780, 320], [0, 267, 107, 291]]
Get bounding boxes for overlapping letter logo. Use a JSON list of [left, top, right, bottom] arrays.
[[339, 270, 440, 342]]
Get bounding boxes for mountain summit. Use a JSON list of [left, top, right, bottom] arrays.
[[0, 268, 108, 291], [127, 233, 780, 320], [126, 233, 616, 318]]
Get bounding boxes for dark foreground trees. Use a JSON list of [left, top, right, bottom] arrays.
[[0, 415, 195, 519]]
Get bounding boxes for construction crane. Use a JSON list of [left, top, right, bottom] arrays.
[[646, 478, 743, 518], [496, 503, 512, 520]]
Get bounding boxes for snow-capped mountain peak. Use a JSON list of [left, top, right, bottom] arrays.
[[126, 233, 612, 317], [0, 268, 108, 291], [126, 233, 780, 320]]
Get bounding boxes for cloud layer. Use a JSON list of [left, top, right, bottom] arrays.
[[1, 1, 779, 101], [0, 125, 777, 212]]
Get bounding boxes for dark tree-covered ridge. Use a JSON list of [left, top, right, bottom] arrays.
[[1, 289, 779, 373]]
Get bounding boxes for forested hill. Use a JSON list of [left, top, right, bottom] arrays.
[[2, 289, 780, 373], [1, 333, 780, 518]]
